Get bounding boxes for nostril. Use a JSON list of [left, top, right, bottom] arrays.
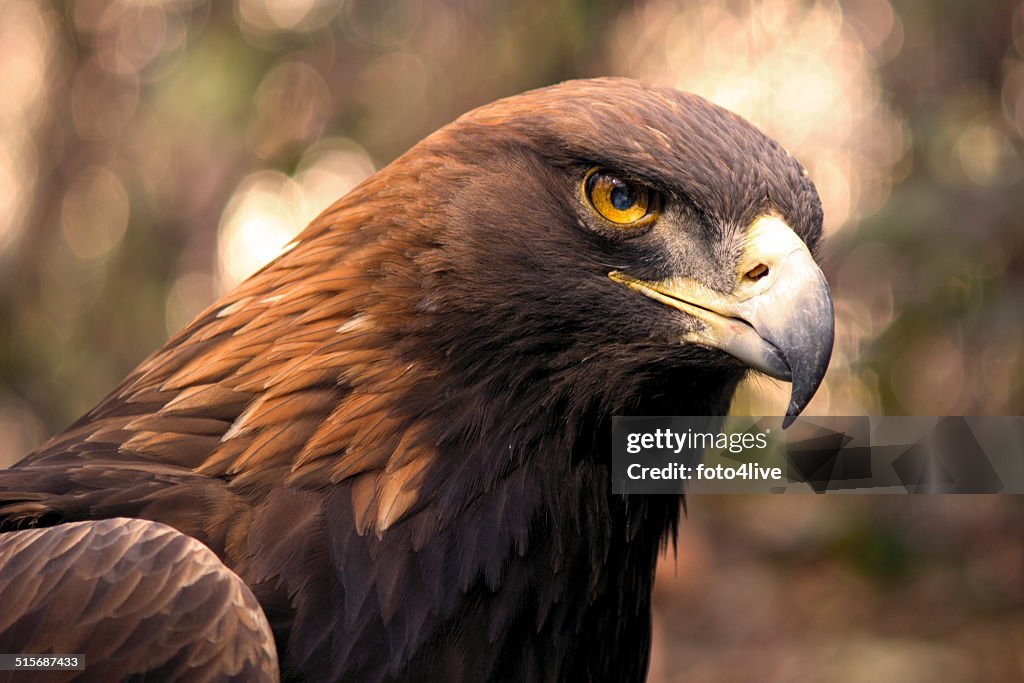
[[745, 263, 770, 281]]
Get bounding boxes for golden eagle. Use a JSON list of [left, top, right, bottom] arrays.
[[0, 78, 833, 682]]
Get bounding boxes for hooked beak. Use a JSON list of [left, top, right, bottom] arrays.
[[610, 215, 834, 427]]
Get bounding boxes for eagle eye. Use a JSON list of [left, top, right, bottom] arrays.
[[583, 168, 658, 226]]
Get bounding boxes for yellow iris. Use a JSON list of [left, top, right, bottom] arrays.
[[583, 168, 657, 226]]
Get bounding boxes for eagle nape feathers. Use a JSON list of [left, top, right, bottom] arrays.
[[0, 78, 833, 682]]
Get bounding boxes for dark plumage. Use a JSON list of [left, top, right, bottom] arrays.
[[0, 519, 277, 682], [0, 78, 832, 681]]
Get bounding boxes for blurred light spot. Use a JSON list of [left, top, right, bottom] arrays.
[[248, 61, 331, 159], [842, 0, 904, 63], [96, 4, 169, 77], [73, 0, 126, 35], [0, 141, 34, 256], [218, 171, 299, 289], [295, 137, 377, 211], [218, 139, 373, 290], [0, 2, 49, 122], [237, 0, 340, 34], [71, 60, 140, 141], [0, 0, 52, 256], [61, 167, 131, 260], [930, 91, 1023, 187], [956, 122, 1019, 186], [340, 0, 423, 47], [165, 270, 217, 335], [1000, 59, 1024, 138], [613, 0, 905, 232]]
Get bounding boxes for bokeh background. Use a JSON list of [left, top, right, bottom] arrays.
[[1, 0, 1023, 680]]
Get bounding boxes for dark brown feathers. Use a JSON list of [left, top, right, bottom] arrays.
[[0, 518, 277, 682], [0, 78, 824, 681]]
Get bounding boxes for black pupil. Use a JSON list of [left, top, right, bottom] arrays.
[[610, 181, 637, 211]]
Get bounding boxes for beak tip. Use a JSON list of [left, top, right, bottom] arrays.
[[782, 390, 813, 429], [780, 338, 833, 430]]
